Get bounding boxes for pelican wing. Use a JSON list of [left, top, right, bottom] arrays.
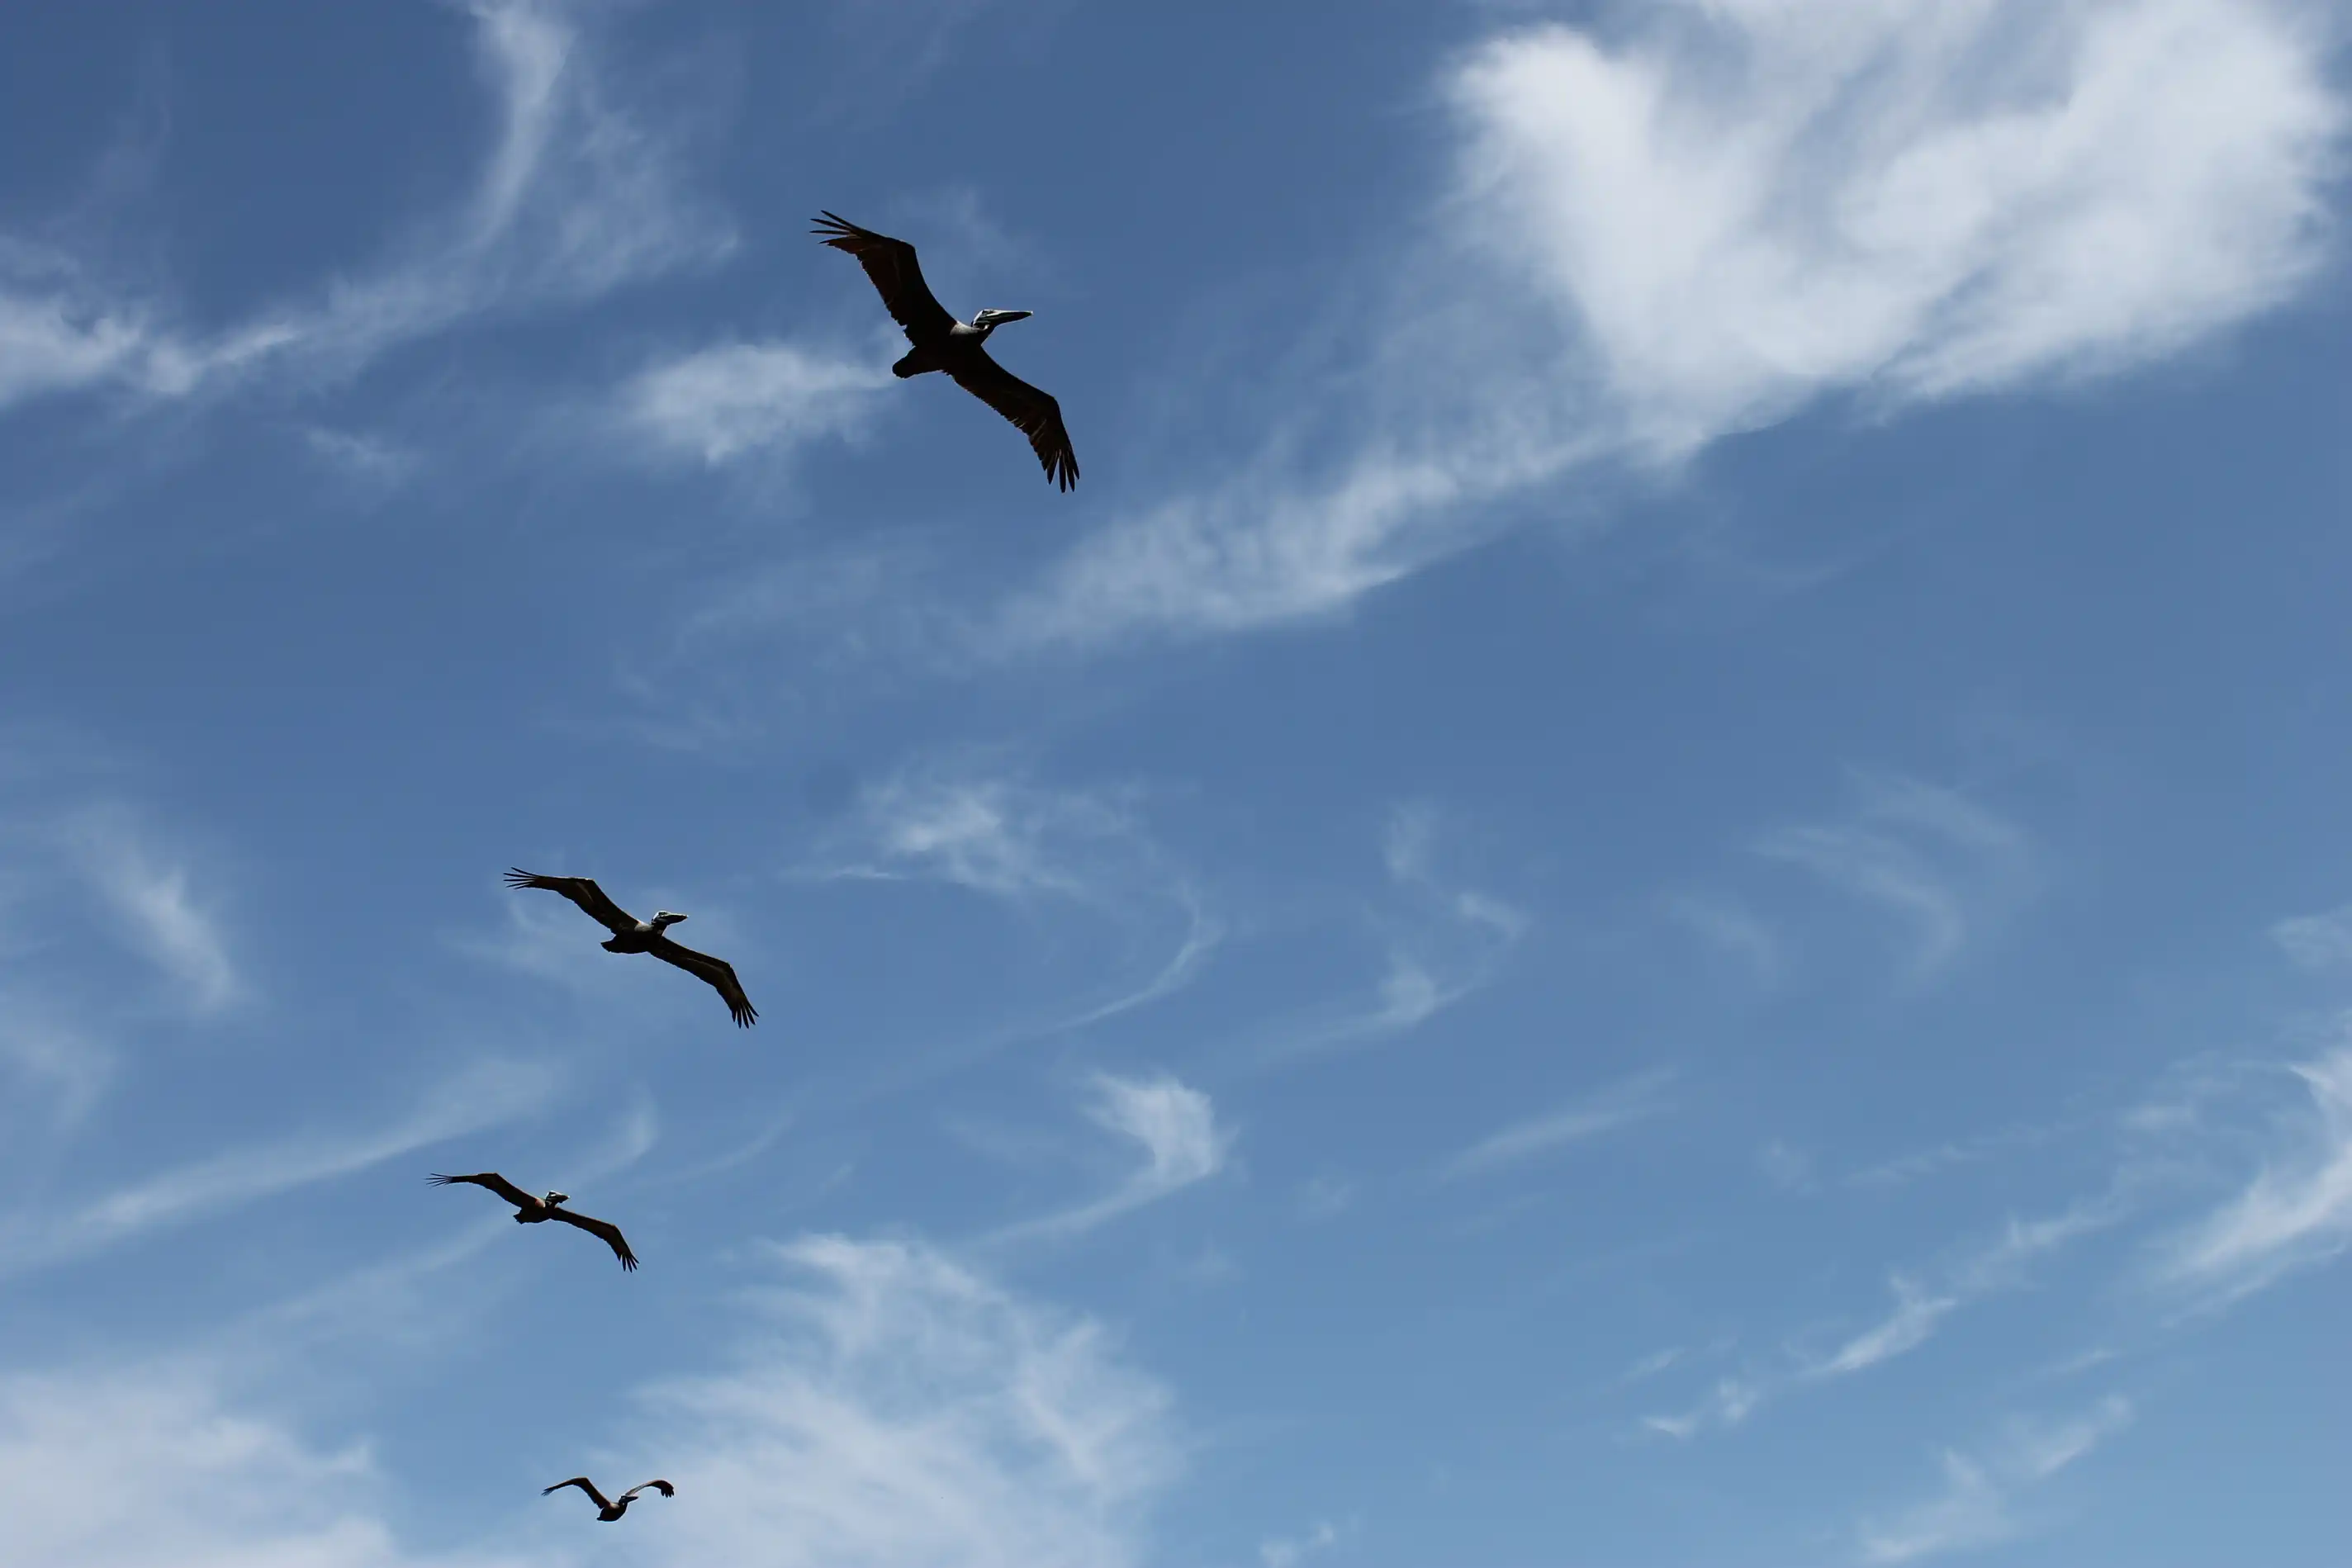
[[648, 935, 757, 1028], [813, 212, 956, 342], [429, 1171, 536, 1210], [551, 1206, 639, 1272], [543, 1477, 614, 1510], [505, 869, 637, 936], [947, 348, 1079, 490], [619, 1480, 676, 1502]]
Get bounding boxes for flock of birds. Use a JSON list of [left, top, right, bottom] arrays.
[[439, 216, 1076, 1528]]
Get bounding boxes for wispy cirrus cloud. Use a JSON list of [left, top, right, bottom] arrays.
[[1440, 1068, 1676, 1181], [0, 0, 731, 415], [2270, 904, 2352, 970], [0, 1060, 557, 1277], [1268, 804, 1526, 1063], [633, 1234, 1179, 1567], [1804, 1277, 1959, 1380], [842, 765, 1150, 903], [621, 339, 890, 464], [1648, 1195, 2123, 1438], [1856, 1396, 2135, 1565], [1753, 773, 2034, 980], [998, 0, 2342, 649], [994, 1073, 1231, 1242], [2164, 1045, 2352, 1302], [65, 811, 237, 1012], [823, 760, 1225, 1032]]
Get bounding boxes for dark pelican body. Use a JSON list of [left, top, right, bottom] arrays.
[[813, 211, 1079, 490], [504, 868, 757, 1028], [428, 1172, 639, 1271], [543, 1476, 674, 1522]]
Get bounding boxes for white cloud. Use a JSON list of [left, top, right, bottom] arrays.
[[624, 341, 889, 463], [997, 1073, 1231, 1241], [0, 1365, 538, 1568], [1753, 774, 2032, 979], [1458, 0, 2341, 451], [2271, 905, 2352, 970], [1273, 806, 1526, 1060], [1856, 1396, 2133, 1564], [2166, 1045, 2352, 1300], [1644, 1375, 1762, 1439], [631, 1235, 1178, 1568], [846, 767, 1147, 904], [67, 814, 236, 1011], [1441, 1068, 1676, 1180], [0, 1234, 1180, 1568], [1806, 1277, 1958, 1378], [1660, 891, 1782, 982], [0, 0, 730, 413], [303, 428, 419, 487], [1259, 1519, 1341, 1568], [999, 0, 2342, 647], [0, 1060, 556, 1275]]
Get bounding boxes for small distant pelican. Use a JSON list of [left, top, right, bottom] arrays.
[[428, 1172, 638, 1271], [504, 868, 757, 1028], [813, 211, 1079, 490], [543, 1476, 674, 1522]]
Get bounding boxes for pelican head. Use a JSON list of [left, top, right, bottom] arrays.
[[650, 911, 687, 930], [543, 1190, 570, 1207], [971, 308, 1031, 331]]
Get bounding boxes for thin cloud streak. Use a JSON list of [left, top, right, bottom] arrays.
[[1440, 1068, 1676, 1181], [1805, 1277, 1958, 1379], [1264, 805, 1526, 1064], [1856, 1396, 2134, 1565], [0, 1060, 556, 1276], [0, 0, 731, 415]]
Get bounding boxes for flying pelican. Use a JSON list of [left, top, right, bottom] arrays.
[[543, 1476, 675, 1522], [813, 211, 1079, 490], [504, 868, 757, 1028], [428, 1172, 639, 1271]]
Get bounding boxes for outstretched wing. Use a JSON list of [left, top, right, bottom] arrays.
[[813, 212, 956, 342], [429, 1171, 536, 1210], [947, 348, 1079, 491], [505, 869, 637, 935], [648, 936, 757, 1028], [543, 1477, 612, 1510], [620, 1480, 676, 1502], [551, 1207, 639, 1272]]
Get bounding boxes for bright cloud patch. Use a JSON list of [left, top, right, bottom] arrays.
[[624, 342, 888, 463], [0, 1367, 530, 1568], [1454, 0, 2345, 453]]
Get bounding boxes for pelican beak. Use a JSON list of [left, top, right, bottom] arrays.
[[993, 310, 1032, 323]]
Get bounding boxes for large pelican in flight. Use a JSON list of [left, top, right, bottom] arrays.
[[543, 1476, 674, 1522], [504, 869, 757, 1028], [813, 211, 1079, 490], [428, 1172, 639, 1271]]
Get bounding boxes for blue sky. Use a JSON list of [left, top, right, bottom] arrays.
[[1, 2, 2347, 1564]]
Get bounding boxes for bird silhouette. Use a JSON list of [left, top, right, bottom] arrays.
[[543, 1476, 674, 1522], [428, 1172, 638, 1271]]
